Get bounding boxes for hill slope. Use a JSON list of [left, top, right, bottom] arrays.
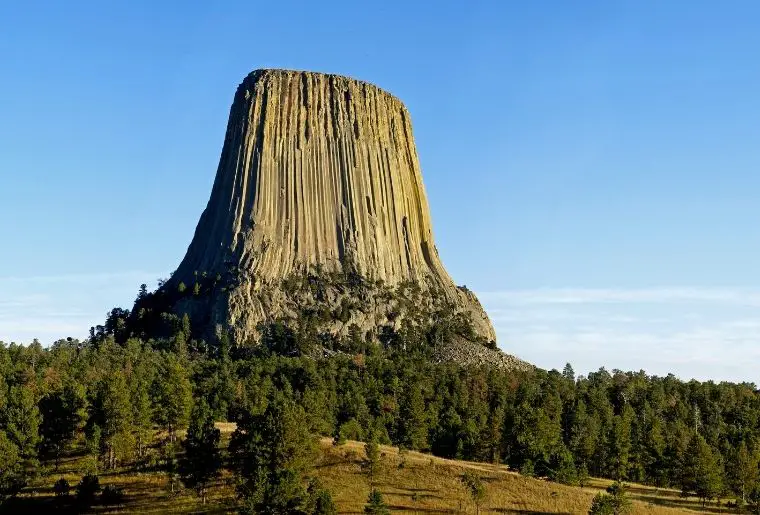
[[8, 432, 716, 514]]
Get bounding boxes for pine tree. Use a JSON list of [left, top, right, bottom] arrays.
[[562, 363, 575, 382], [730, 441, 759, 503], [461, 471, 487, 515], [39, 382, 86, 469], [231, 391, 318, 514], [86, 424, 102, 473], [681, 433, 723, 506], [179, 399, 222, 504], [0, 431, 24, 501], [577, 463, 590, 487], [305, 479, 337, 515], [363, 430, 380, 486], [549, 447, 578, 485], [607, 406, 633, 480], [3, 385, 41, 466], [431, 404, 461, 458], [663, 419, 690, 487], [480, 403, 504, 463], [131, 377, 153, 461], [398, 385, 428, 450], [137, 283, 149, 301], [589, 493, 615, 515], [588, 481, 631, 514], [172, 314, 191, 356], [512, 402, 562, 474], [153, 355, 192, 442], [91, 371, 134, 469], [162, 441, 182, 494], [76, 473, 101, 506], [364, 488, 390, 514], [0, 373, 6, 415], [570, 399, 598, 472], [642, 414, 666, 486]]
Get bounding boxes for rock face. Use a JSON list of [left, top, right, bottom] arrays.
[[167, 69, 496, 345]]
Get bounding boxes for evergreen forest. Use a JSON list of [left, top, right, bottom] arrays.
[[1, 282, 760, 513]]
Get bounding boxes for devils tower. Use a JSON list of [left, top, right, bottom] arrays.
[[162, 69, 497, 349]]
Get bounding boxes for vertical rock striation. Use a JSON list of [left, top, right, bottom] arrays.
[[167, 69, 496, 345]]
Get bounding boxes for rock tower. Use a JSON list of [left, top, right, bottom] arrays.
[[165, 69, 496, 346]]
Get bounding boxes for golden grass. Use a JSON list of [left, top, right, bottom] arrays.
[[317, 439, 708, 514], [9, 431, 728, 514]]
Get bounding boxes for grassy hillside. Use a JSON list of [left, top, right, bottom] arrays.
[[317, 439, 715, 514], [5, 426, 727, 514]]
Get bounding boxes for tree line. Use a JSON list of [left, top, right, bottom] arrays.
[[3, 282, 760, 511]]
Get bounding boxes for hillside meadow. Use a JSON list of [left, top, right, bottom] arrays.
[[5, 427, 726, 514]]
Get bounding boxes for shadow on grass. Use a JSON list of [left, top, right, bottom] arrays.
[[398, 486, 439, 493], [0, 497, 56, 514], [393, 492, 446, 503], [387, 504, 454, 513], [493, 511, 572, 514], [0, 496, 94, 515], [586, 481, 728, 514], [629, 493, 727, 514]]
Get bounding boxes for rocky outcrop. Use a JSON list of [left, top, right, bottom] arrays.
[[432, 336, 534, 372], [165, 69, 497, 346]]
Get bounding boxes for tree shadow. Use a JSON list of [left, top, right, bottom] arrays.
[[628, 494, 727, 514], [493, 511, 572, 515], [1, 497, 78, 514], [387, 504, 454, 513]]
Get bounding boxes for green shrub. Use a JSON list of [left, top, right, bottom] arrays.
[[76, 473, 101, 506], [334, 418, 363, 444], [589, 482, 631, 515], [101, 484, 125, 505]]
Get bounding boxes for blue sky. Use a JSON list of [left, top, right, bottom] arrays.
[[2, 1, 760, 382]]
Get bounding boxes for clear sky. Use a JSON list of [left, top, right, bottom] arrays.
[[2, 1, 760, 382]]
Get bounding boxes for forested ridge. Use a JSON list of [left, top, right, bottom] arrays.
[[2, 284, 760, 512]]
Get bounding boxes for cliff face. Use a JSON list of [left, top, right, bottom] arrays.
[[167, 69, 496, 345]]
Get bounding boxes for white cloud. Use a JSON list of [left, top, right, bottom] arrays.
[[480, 287, 760, 306], [0, 271, 160, 285], [0, 271, 161, 345], [479, 287, 760, 383]]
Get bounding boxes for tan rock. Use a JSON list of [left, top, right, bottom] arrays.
[[167, 69, 497, 345]]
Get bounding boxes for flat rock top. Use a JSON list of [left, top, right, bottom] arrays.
[[238, 68, 403, 103]]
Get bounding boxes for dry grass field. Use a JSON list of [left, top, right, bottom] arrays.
[[315, 439, 723, 514], [5, 426, 733, 514]]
